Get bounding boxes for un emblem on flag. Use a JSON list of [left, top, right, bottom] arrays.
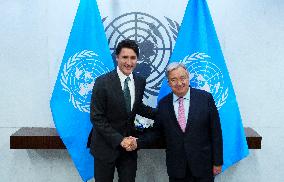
[[60, 50, 110, 113], [181, 52, 229, 109]]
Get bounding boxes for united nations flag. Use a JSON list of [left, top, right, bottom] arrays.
[[50, 0, 113, 181], [158, 0, 249, 171]]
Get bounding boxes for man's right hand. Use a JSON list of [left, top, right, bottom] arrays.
[[120, 136, 137, 151]]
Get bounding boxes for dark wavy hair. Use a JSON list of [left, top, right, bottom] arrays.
[[115, 39, 139, 58]]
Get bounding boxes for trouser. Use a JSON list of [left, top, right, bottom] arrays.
[[169, 164, 214, 182], [94, 151, 137, 182]]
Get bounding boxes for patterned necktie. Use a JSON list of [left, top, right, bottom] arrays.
[[178, 97, 186, 132], [123, 77, 131, 113]]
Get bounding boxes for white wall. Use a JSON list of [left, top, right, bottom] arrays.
[[0, 0, 283, 181]]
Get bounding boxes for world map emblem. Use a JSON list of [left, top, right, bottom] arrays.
[[103, 12, 179, 100], [181, 52, 229, 109], [60, 50, 110, 113]]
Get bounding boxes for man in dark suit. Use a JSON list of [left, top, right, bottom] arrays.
[[89, 39, 156, 182], [135, 62, 223, 182]]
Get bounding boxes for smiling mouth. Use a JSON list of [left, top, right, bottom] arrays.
[[176, 85, 185, 89]]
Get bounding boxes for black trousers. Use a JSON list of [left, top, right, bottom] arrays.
[[169, 164, 214, 182], [94, 150, 137, 182], [169, 176, 214, 182]]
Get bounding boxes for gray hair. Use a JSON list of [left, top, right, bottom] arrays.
[[165, 62, 188, 78]]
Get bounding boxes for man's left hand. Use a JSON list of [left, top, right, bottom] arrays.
[[213, 165, 222, 176]]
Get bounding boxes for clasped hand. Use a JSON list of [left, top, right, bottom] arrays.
[[120, 136, 137, 151]]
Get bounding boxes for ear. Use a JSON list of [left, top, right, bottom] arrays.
[[167, 79, 171, 86], [186, 71, 190, 79]]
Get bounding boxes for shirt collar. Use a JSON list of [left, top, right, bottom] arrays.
[[173, 88, 190, 102], [116, 67, 134, 82]]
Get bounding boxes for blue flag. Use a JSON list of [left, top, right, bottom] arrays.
[[50, 0, 113, 181], [158, 0, 249, 170]]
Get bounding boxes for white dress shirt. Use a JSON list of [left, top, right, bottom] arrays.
[[117, 67, 135, 111], [173, 89, 190, 124]]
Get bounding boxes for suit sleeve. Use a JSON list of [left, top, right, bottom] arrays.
[[137, 103, 157, 120], [137, 103, 163, 149], [90, 78, 123, 149], [208, 93, 223, 166], [136, 79, 157, 120]]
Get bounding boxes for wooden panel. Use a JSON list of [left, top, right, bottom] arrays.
[[10, 127, 65, 149], [244, 127, 262, 149], [10, 127, 262, 149]]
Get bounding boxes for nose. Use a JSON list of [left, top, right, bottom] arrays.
[[125, 59, 134, 67], [125, 58, 131, 64], [176, 79, 184, 86]]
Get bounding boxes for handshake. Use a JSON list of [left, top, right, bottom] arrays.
[[120, 136, 137, 151]]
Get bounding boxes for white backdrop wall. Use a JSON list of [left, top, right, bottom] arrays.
[[0, 0, 283, 181]]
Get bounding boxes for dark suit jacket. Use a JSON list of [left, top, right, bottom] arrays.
[[138, 87, 223, 178], [89, 70, 155, 162]]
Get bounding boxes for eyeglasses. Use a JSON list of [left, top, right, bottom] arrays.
[[169, 76, 188, 85]]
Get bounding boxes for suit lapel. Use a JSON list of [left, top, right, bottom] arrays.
[[185, 87, 196, 133], [110, 70, 128, 114], [167, 94, 185, 134], [132, 74, 146, 116], [133, 75, 140, 109]]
